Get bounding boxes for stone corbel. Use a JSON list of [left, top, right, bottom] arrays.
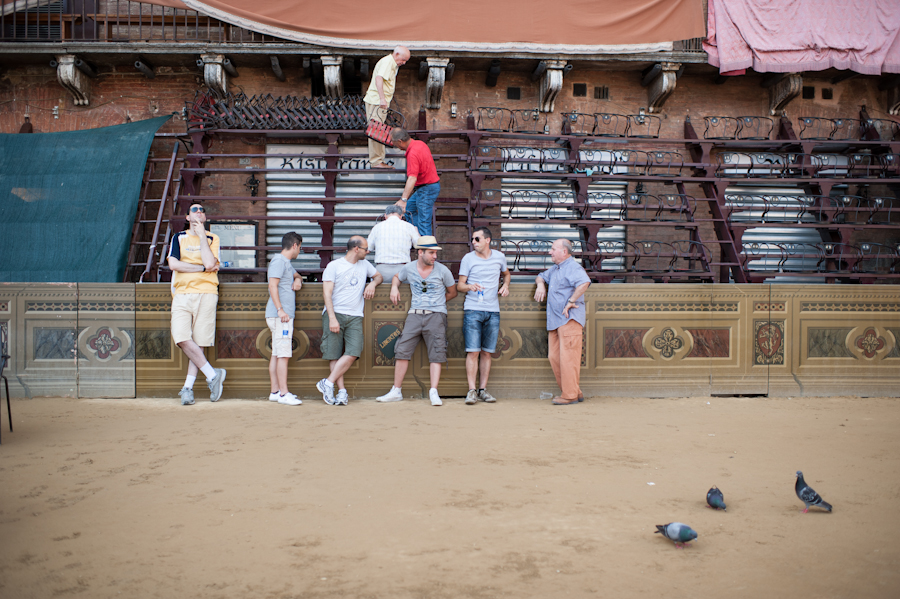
[[539, 60, 567, 113], [55, 54, 90, 106], [199, 53, 227, 97], [769, 73, 802, 116], [321, 55, 344, 97], [886, 86, 900, 116], [424, 58, 450, 109], [645, 62, 680, 114]]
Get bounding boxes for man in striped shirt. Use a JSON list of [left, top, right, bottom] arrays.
[[367, 205, 420, 282]]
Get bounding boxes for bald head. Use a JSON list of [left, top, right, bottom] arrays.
[[393, 45, 410, 66], [549, 238, 573, 264]]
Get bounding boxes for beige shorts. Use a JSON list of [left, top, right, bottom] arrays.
[[266, 317, 294, 358], [171, 293, 218, 346]]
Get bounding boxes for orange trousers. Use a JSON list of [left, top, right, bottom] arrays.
[[548, 319, 583, 400]]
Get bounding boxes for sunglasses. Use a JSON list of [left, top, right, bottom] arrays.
[[471, 236, 482, 242], [421, 281, 428, 293], [189, 206, 205, 213]]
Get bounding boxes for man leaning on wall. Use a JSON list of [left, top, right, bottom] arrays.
[[364, 45, 410, 169], [167, 203, 227, 406], [533, 239, 591, 406], [317, 236, 383, 405], [266, 232, 304, 406]]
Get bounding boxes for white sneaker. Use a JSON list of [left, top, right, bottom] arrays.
[[269, 392, 280, 402], [335, 389, 349, 405], [376, 387, 403, 402], [316, 378, 335, 405], [429, 389, 442, 406], [278, 393, 302, 406]]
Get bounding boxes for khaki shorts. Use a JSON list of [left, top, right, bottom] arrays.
[[394, 312, 447, 363], [171, 293, 218, 346], [321, 312, 364, 360], [266, 317, 294, 358]]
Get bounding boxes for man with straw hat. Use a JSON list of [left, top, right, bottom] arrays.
[[376, 236, 457, 406]]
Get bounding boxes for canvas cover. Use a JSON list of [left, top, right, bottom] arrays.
[[2, 0, 706, 53], [0, 116, 171, 282]]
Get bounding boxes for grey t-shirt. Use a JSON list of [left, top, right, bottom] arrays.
[[265, 253, 297, 318], [397, 261, 456, 314], [459, 250, 508, 312], [322, 257, 378, 317]]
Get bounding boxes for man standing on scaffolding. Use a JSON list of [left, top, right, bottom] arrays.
[[391, 127, 440, 236], [364, 45, 410, 169]]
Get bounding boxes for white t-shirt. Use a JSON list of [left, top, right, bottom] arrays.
[[459, 250, 509, 312], [322, 257, 377, 317]]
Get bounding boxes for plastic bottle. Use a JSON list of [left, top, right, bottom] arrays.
[[221, 261, 231, 268], [477, 289, 484, 302], [539, 392, 553, 400]]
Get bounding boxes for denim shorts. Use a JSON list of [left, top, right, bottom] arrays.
[[463, 310, 500, 353]]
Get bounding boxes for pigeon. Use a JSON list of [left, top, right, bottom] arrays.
[[706, 486, 726, 510], [654, 522, 698, 548], [795, 471, 833, 513]]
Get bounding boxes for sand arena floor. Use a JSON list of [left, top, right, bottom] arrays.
[[1, 394, 898, 598]]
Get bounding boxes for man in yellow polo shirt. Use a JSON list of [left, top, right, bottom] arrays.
[[364, 45, 410, 169], [167, 203, 227, 405]]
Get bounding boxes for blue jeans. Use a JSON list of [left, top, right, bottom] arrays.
[[405, 182, 440, 236], [463, 310, 501, 353]]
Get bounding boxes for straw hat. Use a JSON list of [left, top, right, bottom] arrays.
[[414, 236, 442, 250]]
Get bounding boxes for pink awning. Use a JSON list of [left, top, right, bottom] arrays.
[[704, 0, 900, 75]]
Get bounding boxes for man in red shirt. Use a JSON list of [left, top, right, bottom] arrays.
[[391, 127, 440, 235]]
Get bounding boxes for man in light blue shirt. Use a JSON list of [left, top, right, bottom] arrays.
[[376, 236, 457, 406], [457, 227, 510, 405], [534, 239, 591, 405], [265, 232, 303, 406]]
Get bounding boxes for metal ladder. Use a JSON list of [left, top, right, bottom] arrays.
[[123, 143, 182, 282]]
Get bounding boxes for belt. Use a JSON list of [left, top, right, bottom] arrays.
[[408, 309, 435, 315]]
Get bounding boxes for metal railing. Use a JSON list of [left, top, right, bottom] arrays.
[[1, 0, 278, 43]]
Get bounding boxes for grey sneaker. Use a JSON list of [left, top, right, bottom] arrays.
[[478, 389, 496, 403], [179, 386, 195, 406], [316, 378, 336, 405], [207, 368, 226, 402], [465, 389, 478, 405], [335, 389, 349, 405]]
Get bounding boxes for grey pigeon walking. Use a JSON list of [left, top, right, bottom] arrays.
[[706, 486, 726, 510], [795, 471, 833, 513], [654, 522, 698, 548]]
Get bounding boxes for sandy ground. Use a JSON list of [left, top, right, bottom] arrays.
[[0, 394, 898, 599]]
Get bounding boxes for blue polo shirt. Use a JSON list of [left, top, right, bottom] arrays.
[[538, 256, 591, 331]]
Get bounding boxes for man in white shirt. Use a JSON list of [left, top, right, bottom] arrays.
[[364, 45, 410, 169], [316, 236, 383, 405], [367, 205, 420, 281]]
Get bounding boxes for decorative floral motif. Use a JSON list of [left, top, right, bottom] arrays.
[[855, 328, 885, 359], [87, 327, 121, 359], [652, 328, 683, 359], [755, 321, 785, 365], [490, 333, 513, 359]]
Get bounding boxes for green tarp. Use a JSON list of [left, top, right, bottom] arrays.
[[0, 116, 171, 282]]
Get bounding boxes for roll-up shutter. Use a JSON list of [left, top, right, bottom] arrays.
[[265, 145, 406, 272]]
